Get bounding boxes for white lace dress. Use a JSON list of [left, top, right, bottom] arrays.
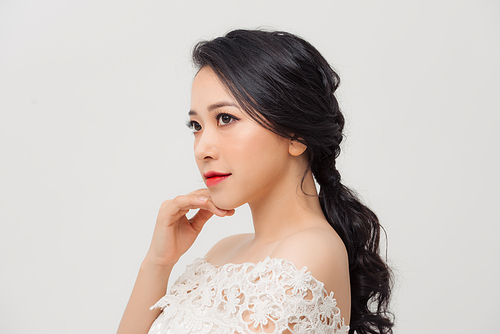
[[148, 257, 349, 334]]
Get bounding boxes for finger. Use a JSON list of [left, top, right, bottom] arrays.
[[189, 204, 235, 232], [196, 196, 229, 217], [189, 208, 214, 233], [187, 189, 235, 214], [161, 194, 225, 221]]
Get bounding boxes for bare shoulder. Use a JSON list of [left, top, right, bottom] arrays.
[[205, 233, 254, 263], [271, 226, 348, 273], [271, 225, 350, 311]]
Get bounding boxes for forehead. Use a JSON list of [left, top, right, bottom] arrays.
[[191, 67, 235, 107], [189, 66, 253, 123]]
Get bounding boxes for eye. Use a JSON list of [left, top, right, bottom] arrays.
[[216, 113, 238, 126], [186, 120, 202, 132]]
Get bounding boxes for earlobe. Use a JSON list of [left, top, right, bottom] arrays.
[[289, 138, 307, 156]]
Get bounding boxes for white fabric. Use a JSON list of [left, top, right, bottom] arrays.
[[148, 257, 349, 334]]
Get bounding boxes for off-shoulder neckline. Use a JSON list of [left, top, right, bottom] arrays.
[[195, 256, 312, 276], [151, 256, 349, 333]]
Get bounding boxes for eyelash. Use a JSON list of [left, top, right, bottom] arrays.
[[186, 112, 239, 132]]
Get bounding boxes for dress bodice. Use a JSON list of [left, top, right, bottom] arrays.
[[148, 257, 349, 334]]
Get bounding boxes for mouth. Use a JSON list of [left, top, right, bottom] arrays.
[[204, 171, 232, 187]]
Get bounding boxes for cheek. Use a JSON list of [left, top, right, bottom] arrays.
[[229, 129, 289, 192], [200, 124, 289, 209], [231, 127, 284, 171]]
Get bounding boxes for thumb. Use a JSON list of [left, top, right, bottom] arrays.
[[189, 208, 215, 233]]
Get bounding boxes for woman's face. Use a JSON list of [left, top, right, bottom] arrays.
[[189, 67, 294, 210]]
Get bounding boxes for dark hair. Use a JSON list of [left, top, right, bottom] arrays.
[[192, 29, 394, 334]]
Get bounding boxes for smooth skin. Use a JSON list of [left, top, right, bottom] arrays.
[[117, 67, 350, 334]]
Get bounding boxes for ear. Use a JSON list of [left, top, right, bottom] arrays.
[[289, 137, 307, 156]]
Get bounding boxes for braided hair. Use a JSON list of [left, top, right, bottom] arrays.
[[192, 29, 394, 334]]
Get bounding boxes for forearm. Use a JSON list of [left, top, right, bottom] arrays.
[[117, 259, 174, 334]]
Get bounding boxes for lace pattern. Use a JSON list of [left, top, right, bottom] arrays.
[[148, 257, 349, 334]]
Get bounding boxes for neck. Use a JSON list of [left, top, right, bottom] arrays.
[[248, 171, 326, 243]]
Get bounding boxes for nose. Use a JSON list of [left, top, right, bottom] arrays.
[[194, 129, 219, 161]]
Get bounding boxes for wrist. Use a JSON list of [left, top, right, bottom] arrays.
[[142, 252, 177, 270]]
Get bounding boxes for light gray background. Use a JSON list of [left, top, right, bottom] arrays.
[[1, 0, 498, 333]]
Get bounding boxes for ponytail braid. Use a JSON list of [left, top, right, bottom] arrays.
[[309, 119, 393, 334], [193, 28, 394, 334], [312, 160, 393, 334]]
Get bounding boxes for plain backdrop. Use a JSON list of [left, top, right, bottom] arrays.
[[1, 0, 499, 333]]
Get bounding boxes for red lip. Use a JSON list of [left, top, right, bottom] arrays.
[[203, 171, 231, 187], [203, 171, 231, 178]]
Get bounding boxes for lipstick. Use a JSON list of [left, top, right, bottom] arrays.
[[204, 171, 231, 187]]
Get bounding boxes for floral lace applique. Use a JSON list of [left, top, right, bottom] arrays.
[[148, 257, 349, 334]]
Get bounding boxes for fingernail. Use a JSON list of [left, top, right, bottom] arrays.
[[198, 196, 208, 202]]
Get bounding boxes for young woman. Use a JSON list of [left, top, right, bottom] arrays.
[[118, 29, 393, 334]]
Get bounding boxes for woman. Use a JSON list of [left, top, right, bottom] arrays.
[[118, 29, 393, 334]]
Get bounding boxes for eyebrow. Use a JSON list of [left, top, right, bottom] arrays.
[[188, 101, 239, 116]]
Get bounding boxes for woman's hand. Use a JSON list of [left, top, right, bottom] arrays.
[[144, 189, 234, 267], [118, 189, 232, 334]]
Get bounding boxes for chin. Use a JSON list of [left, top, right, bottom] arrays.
[[209, 192, 244, 211]]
